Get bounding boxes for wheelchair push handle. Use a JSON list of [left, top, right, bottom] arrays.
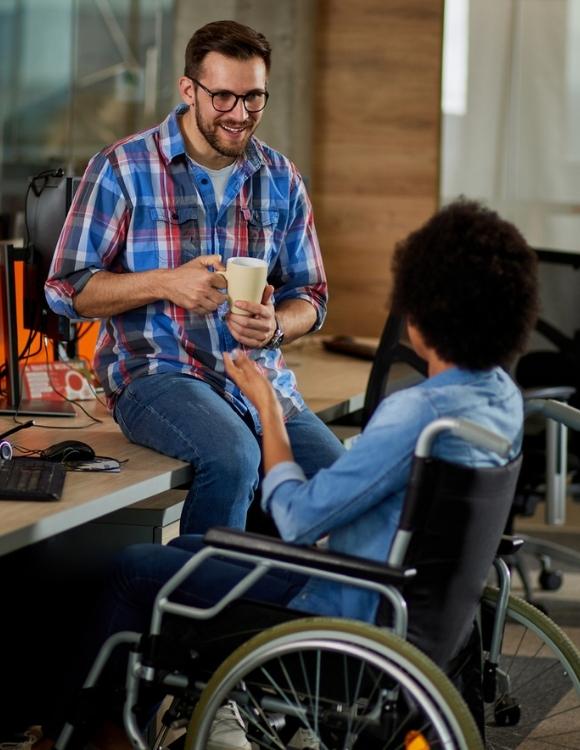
[[525, 398, 580, 431], [415, 417, 512, 459]]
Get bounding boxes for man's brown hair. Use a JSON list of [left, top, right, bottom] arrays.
[[184, 20, 272, 80]]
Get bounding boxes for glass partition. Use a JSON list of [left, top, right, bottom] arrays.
[[0, 0, 175, 237]]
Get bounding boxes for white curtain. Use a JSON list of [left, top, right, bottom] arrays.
[[441, 0, 580, 336]]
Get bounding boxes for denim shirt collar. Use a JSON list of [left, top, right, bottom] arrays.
[[419, 366, 498, 389]]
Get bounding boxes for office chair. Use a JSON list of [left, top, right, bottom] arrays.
[[55, 415, 580, 750], [515, 318, 580, 404], [513, 314, 580, 592], [327, 314, 427, 440]]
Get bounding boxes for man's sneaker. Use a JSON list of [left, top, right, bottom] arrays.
[[287, 727, 321, 750], [207, 700, 252, 750]]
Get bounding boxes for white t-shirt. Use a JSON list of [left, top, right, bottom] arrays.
[[188, 156, 236, 208]]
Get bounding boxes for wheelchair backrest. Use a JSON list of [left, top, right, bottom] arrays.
[[378, 454, 522, 671]]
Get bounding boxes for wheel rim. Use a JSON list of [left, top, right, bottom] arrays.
[[189, 623, 480, 750]]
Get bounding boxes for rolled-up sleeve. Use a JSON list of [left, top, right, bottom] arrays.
[[271, 167, 327, 331], [259, 390, 439, 547], [45, 151, 129, 320], [261, 461, 307, 513]]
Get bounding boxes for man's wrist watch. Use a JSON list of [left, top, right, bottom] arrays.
[[265, 316, 285, 349]]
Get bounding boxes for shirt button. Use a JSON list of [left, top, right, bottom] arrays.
[[200, 178, 209, 185], [171, 212, 178, 220]]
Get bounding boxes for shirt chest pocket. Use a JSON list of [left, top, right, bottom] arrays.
[[149, 206, 200, 268], [244, 208, 279, 260]]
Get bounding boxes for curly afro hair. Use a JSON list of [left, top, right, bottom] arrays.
[[391, 199, 539, 370]]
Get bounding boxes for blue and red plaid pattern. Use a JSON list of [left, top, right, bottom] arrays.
[[46, 105, 328, 424]]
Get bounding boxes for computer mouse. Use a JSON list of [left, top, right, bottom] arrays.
[[41, 440, 96, 463]]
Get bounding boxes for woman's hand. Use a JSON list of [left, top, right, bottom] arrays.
[[223, 350, 280, 415], [224, 349, 292, 472]]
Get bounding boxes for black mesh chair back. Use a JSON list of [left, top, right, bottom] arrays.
[[378, 454, 522, 672], [362, 313, 427, 427]]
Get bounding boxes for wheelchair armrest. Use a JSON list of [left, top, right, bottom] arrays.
[[497, 535, 524, 557], [203, 527, 416, 586], [523, 386, 576, 402], [525, 398, 580, 430]]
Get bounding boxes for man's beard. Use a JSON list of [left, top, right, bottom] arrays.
[[195, 105, 255, 158]]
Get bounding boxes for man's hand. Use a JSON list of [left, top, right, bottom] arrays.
[[224, 350, 280, 415], [226, 285, 277, 348], [163, 255, 228, 314]]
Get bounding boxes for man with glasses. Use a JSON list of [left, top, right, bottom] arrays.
[[46, 20, 343, 536]]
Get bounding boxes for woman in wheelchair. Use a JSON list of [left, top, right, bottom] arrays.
[[46, 199, 542, 750]]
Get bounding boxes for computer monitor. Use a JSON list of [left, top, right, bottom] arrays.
[[0, 169, 79, 417], [23, 170, 80, 342]]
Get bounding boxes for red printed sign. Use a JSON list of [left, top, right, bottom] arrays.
[[21, 362, 95, 401]]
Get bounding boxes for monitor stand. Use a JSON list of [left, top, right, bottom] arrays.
[[0, 243, 76, 418], [0, 396, 76, 417]]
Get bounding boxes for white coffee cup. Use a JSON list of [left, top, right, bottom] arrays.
[[218, 257, 268, 315]]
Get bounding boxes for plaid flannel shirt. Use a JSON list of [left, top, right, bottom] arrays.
[[46, 105, 328, 425]]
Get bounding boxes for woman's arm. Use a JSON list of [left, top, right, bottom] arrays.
[[223, 351, 293, 472], [225, 351, 431, 545]]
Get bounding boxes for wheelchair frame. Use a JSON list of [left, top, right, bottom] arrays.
[[55, 414, 580, 750]]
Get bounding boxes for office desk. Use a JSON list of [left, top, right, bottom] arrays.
[[0, 406, 194, 556], [0, 336, 373, 557], [285, 335, 374, 421]]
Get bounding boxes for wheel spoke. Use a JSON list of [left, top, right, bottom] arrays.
[[344, 652, 365, 744], [299, 650, 316, 727], [314, 649, 321, 738], [240, 686, 286, 749], [350, 664, 388, 741], [258, 661, 331, 750], [275, 655, 330, 750]]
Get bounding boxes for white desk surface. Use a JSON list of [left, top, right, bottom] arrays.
[[0, 336, 373, 556]]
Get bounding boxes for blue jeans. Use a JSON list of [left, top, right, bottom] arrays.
[[114, 372, 344, 534], [41, 536, 308, 737]]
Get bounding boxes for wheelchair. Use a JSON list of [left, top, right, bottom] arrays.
[[55, 411, 580, 750]]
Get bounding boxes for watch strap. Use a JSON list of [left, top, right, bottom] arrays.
[[265, 316, 284, 349]]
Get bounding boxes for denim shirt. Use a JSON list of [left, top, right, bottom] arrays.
[[261, 366, 523, 623]]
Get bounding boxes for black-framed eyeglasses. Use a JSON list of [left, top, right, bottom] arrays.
[[192, 78, 269, 113]]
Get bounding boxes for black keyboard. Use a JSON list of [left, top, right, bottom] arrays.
[[0, 458, 66, 501]]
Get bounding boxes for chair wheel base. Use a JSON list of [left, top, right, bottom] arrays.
[[539, 569, 563, 591], [494, 696, 521, 727]]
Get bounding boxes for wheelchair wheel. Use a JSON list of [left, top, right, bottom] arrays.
[[186, 616, 483, 749], [482, 587, 580, 749]]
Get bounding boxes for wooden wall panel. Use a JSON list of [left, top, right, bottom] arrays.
[[312, 0, 444, 336]]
